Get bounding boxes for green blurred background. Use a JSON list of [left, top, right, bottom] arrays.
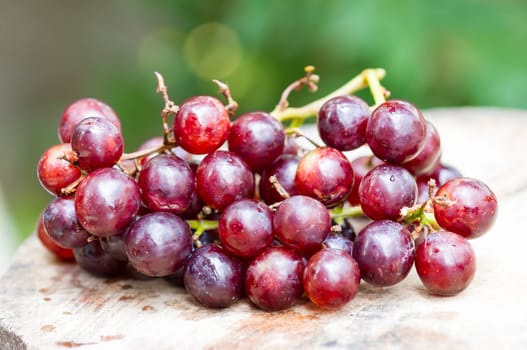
[[1, 0, 526, 244]]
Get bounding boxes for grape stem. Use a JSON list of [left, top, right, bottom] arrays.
[[274, 65, 320, 113], [213, 79, 239, 116], [154, 72, 179, 145], [187, 219, 219, 245], [329, 206, 364, 220], [365, 69, 390, 108], [271, 68, 386, 122], [285, 127, 322, 148]]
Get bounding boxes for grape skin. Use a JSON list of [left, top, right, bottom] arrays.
[[259, 155, 300, 205], [196, 150, 254, 210], [352, 220, 415, 287], [273, 195, 331, 255], [359, 164, 417, 221], [228, 111, 285, 173], [304, 248, 361, 308], [366, 99, 427, 164], [58, 97, 121, 143], [71, 117, 124, 172], [317, 95, 370, 151], [295, 147, 354, 207], [37, 143, 81, 196], [74, 240, 127, 277], [75, 167, 141, 237], [125, 212, 193, 277], [415, 231, 476, 296], [138, 154, 195, 214], [43, 196, 91, 248], [174, 96, 231, 154], [245, 247, 306, 311], [433, 177, 498, 239], [218, 199, 274, 258], [184, 244, 244, 308]]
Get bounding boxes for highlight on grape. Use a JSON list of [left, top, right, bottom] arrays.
[[36, 67, 498, 310]]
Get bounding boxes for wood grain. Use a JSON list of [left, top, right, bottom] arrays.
[[1, 107, 527, 350]]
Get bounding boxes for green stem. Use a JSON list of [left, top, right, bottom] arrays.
[[329, 206, 364, 221], [365, 68, 388, 107], [271, 68, 386, 122], [187, 220, 218, 233]]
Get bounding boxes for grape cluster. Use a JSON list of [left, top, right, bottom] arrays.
[[36, 68, 498, 311]]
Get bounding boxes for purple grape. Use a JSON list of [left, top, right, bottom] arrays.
[[196, 150, 254, 210], [359, 164, 417, 221], [274, 195, 331, 255], [366, 99, 427, 164], [317, 95, 370, 151], [218, 199, 274, 258], [75, 168, 141, 237], [352, 220, 415, 287], [228, 111, 285, 173], [100, 231, 129, 262], [73, 240, 127, 277], [295, 147, 354, 207], [245, 247, 306, 311], [138, 154, 195, 214], [322, 233, 354, 255], [259, 155, 300, 205], [43, 196, 91, 248], [71, 117, 124, 172], [184, 244, 244, 308], [125, 212, 192, 277]]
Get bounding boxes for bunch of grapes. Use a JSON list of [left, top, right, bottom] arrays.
[[36, 67, 498, 311]]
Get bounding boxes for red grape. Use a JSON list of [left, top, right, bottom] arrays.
[[317, 95, 370, 151], [196, 150, 254, 210], [348, 155, 384, 206], [58, 97, 121, 143], [295, 147, 354, 207], [37, 143, 81, 196], [71, 117, 124, 172], [75, 168, 141, 237], [402, 120, 441, 176], [228, 111, 285, 173], [359, 164, 417, 221], [352, 220, 415, 287], [245, 247, 306, 311], [138, 154, 195, 214], [415, 231, 476, 296], [433, 177, 498, 239], [125, 212, 192, 277], [259, 154, 299, 205], [304, 248, 360, 308], [174, 96, 230, 154], [218, 199, 274, 258], [366, 99, 427, 164], [274, 195, 331, 255]]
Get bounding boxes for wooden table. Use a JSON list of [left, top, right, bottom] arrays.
[[1, 108, 526, 349]]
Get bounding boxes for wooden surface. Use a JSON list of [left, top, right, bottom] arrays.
[[1, 107, 527, 350]]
